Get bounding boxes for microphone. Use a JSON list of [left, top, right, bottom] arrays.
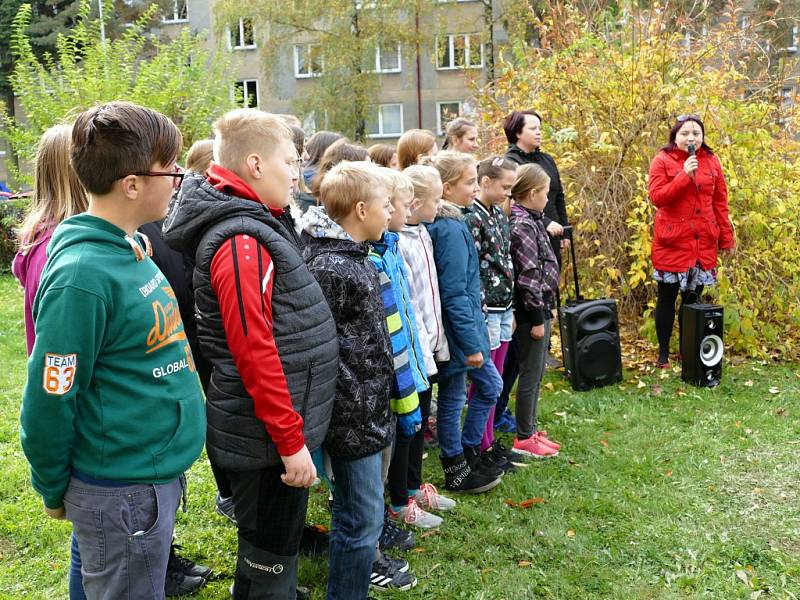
[[688, 143, 696, 156]]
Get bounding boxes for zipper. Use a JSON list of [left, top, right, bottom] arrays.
[[300, 362, 313, 418]]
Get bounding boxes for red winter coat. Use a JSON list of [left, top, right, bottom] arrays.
[[648, 147, 735, 272]]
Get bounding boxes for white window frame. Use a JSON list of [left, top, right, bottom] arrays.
[[229, 18, 256, 51], [162, 0, 188, 23], [788, 25, 799, 53], [374, 44, 402, 73], [367, 103, 404, 138], [436, 101, 462, 135], [435, 34, 483, 70], [234, 79, 259, 109], [294, 43, 324, 78]]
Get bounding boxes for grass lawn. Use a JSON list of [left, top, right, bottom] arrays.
[[1, 272, 799, 599]]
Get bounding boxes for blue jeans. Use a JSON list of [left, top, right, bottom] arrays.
[[326, 451, 385, 600], [69, 532, 87, 600], [438, 360, 503, 458]]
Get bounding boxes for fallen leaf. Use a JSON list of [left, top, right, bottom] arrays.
[[554, 411, 567, 417], [665, 470, 673, 477], [413, 548, 426, 553], [420, 530, 438, 538], [519, 498, 545, 508], [599, 439, 609, 448], [504, 499, 516, 506], [744, 380, 754, 387], [566, 530, 576, 538], [544, 382, 555, 391], [517, 560, 532, 567], [768, 387, 780, 394], [776, 407, 787, 416], [637, 380, 646, 389], [736, 569, 749, 585], [752, 488, 764, 494]]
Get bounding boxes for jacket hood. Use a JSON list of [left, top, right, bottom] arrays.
[[369, 231, 399, 256], [300, 205, 368, 261], [48, 214, 150, 263], [163, 171, 283, 255], [436, 201, 467, 221]]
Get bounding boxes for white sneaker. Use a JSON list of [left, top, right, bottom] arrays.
[[389, 498, 442, 529], [413, 482, 456, 512]]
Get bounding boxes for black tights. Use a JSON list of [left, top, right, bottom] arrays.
[[655, 281, 704, 361]]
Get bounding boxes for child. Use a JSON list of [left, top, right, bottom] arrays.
[[508, 164, 562, 458], [20, 101, 206, 600], [301, 161, 416, 598], [426, 151, 504, 494], [464, 156, 523, 470], [163, 109, 339, 598], [372, 170, 454, 530], [396, 129, 438, 170], [368, 143, 399, 170]]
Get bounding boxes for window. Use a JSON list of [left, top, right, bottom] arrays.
[[436, 34, 483, 69], [367, 104, 403, 138], [374, 43, 401, 73], [234, 79, 259, 108], [163, 0, 188, 23], [294, 43, 323, 78], [788, 25, 799, 52], [436, 101, 461, 135], [229, 18, 256, 50]]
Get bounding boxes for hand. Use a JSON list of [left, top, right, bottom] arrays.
[[546, 221, 564, 237], [280, 445, 317, 488], [561, 237, 571, 249], [530, 324, 545, 340], [684, 155, 698, 176], [719, 247, 736, 256], [465, 352, 484, 368], [44, 505, 66, 520], [398, 407, 422, 438]]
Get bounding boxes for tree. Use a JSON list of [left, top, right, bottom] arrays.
[[1, 0, 237, 183], [215, 0, 440, 140]]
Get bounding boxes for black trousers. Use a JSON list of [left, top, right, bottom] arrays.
[[655, 281, 704, 359], [388, 385, 433, 506]]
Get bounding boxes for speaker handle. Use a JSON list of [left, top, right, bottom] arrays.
[[562, 225, 581, 302]]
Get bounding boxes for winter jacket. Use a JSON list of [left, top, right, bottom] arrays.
[[397, 224, 449, 376], [648, 147, 735, 272], [12, 228, 52, 355], [426, 202, 490, 377], [464, 199, 514, 311], [163, 168, 338, 470], [509, 204, 560, 326], [505, 144, 569, 233], [301, 206, 394, 458], [21, 214, 205, 509]]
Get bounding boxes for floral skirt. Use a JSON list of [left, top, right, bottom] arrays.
[[653, 263, 717, 292]]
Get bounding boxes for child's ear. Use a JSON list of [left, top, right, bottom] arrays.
[[246, 154, 262, 179], [120, 175, 139, 200], [355, 200, 367, 221], [442, 181, 452, 198], [410, 196, 422, 212]]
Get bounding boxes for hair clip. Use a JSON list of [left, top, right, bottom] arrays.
[[491, 156, 505, 167]]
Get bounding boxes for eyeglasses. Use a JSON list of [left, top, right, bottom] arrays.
[[676, 114, 701, 123], [133, 167, 185, 189]]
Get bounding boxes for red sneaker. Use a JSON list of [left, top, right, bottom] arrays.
[[512, 436, 558, 458], [536, 431, 561, 451]]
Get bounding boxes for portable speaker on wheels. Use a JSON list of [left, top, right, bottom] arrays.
[[681, 304, 724, 387], [557, 226, 623, 391]]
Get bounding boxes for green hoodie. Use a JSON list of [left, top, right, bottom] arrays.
[[20, 214, 205, 509]]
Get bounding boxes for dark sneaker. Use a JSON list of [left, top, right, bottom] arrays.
[[215, 492, 237, 525], [168, 544, 212, 579], [492, 439, 531, 468], [165, 569, 206, 597], [299, 524, 330, 557], [370, 552, 417, 591], [379, 508, 416, 551], [482, 448, 517, 475], [494, 409, 517, 433], [441, 454, 501, 494], [464, 445, 503, 479]]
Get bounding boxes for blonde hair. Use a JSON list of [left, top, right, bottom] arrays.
[[384, 168, 414, 200], [443, 117, 476, 149], [397, 129, 437, 170], [185, 139, 214, 174], [213, 109, 293, 173], [18, 124, 88, 253], [320, 161, 389, 222], [368, 143, 396, 168], [431, 151, 476, 186], [403, 164, 441, 201], [511, 163, 550, 202]]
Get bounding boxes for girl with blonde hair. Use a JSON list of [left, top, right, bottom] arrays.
[[397, 129, 437, 170]]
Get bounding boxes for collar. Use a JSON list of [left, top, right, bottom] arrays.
[[206, 163, 285, 217]]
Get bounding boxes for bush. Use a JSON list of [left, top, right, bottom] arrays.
[[474, 5, 800, 359], [0, 198, 29, 273]]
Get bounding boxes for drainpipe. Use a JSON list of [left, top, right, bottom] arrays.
[[415, 3, 422, 128]]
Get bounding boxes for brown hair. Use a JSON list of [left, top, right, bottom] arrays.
[[477, 156, 516, 181], [510, 163, 550, 202], [368, 143, 396, 168], [320, 161, 389, 222], [397, 129, 437, 170], [71, 101, 182, 195], [18, 124, 88, 252], [311, 139, 369, 197], [503, 110, 543, 145], [443, 117, 476, 150], [213, 109, 293, 174], [185, 139, 214, 174], [430, 151, 476, 186], [305, 130, 344, 169]]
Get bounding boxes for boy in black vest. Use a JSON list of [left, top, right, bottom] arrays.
[[163, 109, 338, 599]]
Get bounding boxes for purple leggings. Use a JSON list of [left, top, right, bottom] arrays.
[[466, 341, 510, 452]]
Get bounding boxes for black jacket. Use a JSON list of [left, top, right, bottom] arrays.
[[505, 144, 569, 233], [301, 206, 394, 458]]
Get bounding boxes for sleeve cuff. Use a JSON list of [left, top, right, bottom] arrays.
[[275, 430, 306, 458], [530, 308, 545, 326], [43, 495, 64, 510]]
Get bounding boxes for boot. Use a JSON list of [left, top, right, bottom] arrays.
[[233, 537, 299, 599], [464, 445, 503, 479], [441, 453, 501, 494]]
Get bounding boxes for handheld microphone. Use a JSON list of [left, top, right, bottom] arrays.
[[688, 143, 696, 156]]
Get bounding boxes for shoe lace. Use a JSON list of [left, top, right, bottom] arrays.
[[374, 553, 398, 576], [404, 499, 425, 523], [418, 483, 440, 509]]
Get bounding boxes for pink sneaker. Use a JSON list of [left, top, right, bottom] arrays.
[[413, 483, 456, 512], [536, 431, 561, 451], [512, 435, 558, 458]]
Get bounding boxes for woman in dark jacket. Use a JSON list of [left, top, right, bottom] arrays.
[[648, 114, 735, 367]]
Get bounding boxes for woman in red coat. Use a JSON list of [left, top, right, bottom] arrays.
[[648, 115, 735, 367]]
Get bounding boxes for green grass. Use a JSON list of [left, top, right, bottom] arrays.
[[1, 272, 799, 599]]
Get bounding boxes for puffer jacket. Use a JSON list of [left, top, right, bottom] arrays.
[[648, 147, 735, 272], [301, 206, 394, 458], [464, 199, 514, 311], [426, 202, 490, 377]]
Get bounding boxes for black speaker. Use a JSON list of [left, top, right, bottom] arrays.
[[681, 304, 723, 387], [559, 299, 623, 391]]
